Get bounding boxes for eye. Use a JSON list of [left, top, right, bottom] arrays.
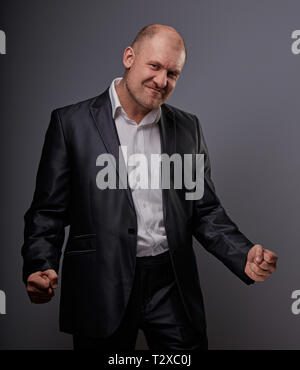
[[150, 64, 158, 69], [168, 72, 178, 79]]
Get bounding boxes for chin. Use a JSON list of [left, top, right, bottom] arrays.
[[144, 98, 162, 110], [147, 103, 161, 111]]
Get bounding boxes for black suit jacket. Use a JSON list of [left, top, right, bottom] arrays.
[[21, 88, 254, 338]]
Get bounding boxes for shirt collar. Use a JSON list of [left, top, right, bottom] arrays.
[[108, 77, 161, 126]]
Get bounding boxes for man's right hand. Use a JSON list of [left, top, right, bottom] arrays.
[[26, 269, 58, 304]]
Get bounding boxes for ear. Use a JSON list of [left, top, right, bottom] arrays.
[[123, 46, 135, 69]]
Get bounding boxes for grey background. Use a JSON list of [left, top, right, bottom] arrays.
[[0, 0, 299, 349]]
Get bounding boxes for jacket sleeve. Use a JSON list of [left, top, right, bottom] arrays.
[[21, 110, 71, 284], [192, 115, 255, 285]]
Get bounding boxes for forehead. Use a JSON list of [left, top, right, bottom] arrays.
[[137, 34, 186, 71]]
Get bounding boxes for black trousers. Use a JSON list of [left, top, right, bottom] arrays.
[[73, 250, 208, 350]]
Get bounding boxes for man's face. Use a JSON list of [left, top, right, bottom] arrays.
[[124, 33, 186, 111]]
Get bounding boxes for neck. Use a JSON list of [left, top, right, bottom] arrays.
[[115, 78, 151, 124]]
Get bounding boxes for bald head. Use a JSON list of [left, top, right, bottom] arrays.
[[131, 24, 187, 62]]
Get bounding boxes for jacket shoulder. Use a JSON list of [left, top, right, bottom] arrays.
[[49, 90, 109, 137], [52, 94, 99, 120]]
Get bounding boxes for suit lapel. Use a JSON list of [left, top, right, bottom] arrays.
[[159, 104, 176, 158], [89, 88, 135, 211], [159, 104, 176, 223]]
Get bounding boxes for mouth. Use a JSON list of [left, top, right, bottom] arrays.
[[145, 86, 163, 95]]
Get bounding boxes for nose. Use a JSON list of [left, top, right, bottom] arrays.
[[153, 70, 167, 89]]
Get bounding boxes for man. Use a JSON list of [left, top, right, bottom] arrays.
[[22, 24, 278, 350]]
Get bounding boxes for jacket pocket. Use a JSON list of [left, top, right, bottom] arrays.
[[64, 234, 96, 255], [64, 249, 96, 256], [72, 233, 96, 240]]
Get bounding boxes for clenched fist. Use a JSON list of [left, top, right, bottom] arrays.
[[26, 269, 58, 304], [245, 244, 278, 282]]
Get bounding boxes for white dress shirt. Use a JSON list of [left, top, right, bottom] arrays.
[[108, 77, 169, 256]]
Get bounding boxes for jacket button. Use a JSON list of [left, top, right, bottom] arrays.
[[128, 228, 136, 234]]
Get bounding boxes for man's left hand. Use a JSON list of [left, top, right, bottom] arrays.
[[245, 244, 278, 282]]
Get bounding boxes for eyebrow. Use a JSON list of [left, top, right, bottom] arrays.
[[148, 61, 180, 75]]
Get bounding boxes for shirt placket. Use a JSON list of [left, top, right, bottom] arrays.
[[134, 125, 157, 248]]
